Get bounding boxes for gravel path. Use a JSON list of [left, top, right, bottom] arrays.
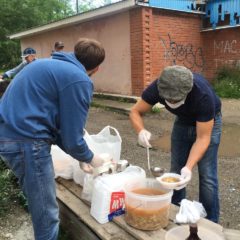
[[0, 98, 239, 239]]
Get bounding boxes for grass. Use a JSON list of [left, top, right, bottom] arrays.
[[213, 66, 240, 99]]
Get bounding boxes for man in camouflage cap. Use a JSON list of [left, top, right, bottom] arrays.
[[0, 47, 37, 80], [130, 65, 222, 223]]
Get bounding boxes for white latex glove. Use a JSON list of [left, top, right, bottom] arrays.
[[175, 167, 192, 190], [181, 166, 192, 181], [79, 162, 93, 174], [138, 129, 152, 148], [79, 154, 105, 174], [89, 154, 105, 168]]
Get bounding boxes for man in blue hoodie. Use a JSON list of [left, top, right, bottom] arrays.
[[0, 38, 105, 240]]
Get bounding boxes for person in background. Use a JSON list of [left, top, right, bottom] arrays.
[[129, 65, 222, 223], [54, 41, 64, 52], [0, 38, 106, 240], [0, 47, 36, 80]]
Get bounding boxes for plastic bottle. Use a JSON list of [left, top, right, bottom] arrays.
[[185, 224, 201, 240]]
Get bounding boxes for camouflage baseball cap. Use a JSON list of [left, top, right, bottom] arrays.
[[157, 65, 193, 101]]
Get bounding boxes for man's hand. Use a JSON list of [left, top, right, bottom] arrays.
[[79, 162, 93, 174], [175, 167, 192, 190], [89, 154, 105, 168], [181, 166, 192, 182], [79, 154, 105, 174], [138, 129, 152, 148]]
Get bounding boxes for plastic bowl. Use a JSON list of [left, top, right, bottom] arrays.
[[123, 178, 173, 230], [156, 173, 184, 190]]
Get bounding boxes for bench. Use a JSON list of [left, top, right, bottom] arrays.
[[56, 178, 239, 240]]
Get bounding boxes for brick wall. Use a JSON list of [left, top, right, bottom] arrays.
[[151, 9, 203, 81], [130, 7, 153, 96], [129, 7, 240, 96], [130, 7, 203, 95], [201, 28, 240, 80]]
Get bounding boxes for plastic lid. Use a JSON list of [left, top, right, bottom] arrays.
[[165, 225, 225, 240]]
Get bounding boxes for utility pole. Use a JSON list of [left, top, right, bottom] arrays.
[[76, 0, 79, 13]]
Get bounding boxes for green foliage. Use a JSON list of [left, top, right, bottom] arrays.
[[0, 0, 74, 69], [0, 40, 21, 69], [0, 159, 21, 217], [151, 106, 161, 113], [213, 66, 240, 99]]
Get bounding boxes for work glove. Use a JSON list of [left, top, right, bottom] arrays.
[[138, 129, 152, 148], [79, 162, 93, 174], [175, 166, 192, 190], [79, 154, 105, 174]]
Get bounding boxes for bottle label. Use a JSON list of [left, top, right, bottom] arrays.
[[108, 192, 125, 221]]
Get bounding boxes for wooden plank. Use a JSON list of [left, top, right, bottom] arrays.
[[56, 182, 136, 240], [113, 215, 167, 240], [224, 229, 240, 240], [58, 200, 100, 240]]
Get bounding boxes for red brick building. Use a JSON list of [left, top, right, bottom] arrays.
[[9, 0, 240, 96]]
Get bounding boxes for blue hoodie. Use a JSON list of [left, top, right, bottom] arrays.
[[0, 52, 93, 162]]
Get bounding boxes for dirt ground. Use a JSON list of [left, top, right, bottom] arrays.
[[0, 98, 239, 239]]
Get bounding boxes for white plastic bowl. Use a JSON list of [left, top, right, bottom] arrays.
[[156, 173, 184, 190]]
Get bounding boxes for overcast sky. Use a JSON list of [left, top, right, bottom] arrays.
[[70, 0, 121, 10]]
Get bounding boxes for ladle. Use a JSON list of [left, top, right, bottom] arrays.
[[147, 147, 165, 177]]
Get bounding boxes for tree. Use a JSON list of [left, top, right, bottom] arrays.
[[0, 0, 74, 69]]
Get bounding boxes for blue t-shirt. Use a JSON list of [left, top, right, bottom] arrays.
[[142, 73, 221, 125]]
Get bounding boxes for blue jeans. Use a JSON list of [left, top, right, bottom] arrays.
[[170, 114, 222, 223], [0, 139, 59, 240]]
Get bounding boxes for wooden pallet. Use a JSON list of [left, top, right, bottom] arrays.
[[56, 178, 239, 240]]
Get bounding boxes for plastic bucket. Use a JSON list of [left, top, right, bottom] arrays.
[[124, 178, 173, 230]]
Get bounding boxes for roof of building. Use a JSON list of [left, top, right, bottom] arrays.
[[9, 0, 137, 39], [9, 0, 206, 40]]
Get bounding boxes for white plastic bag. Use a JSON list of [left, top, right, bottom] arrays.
[[51, 145, 75, 179], [81, 173, 94, 202], [175, 199, 207, 224], [84, 126, 122, 162], [51, 145, 86, 186], [90, 166, 146, 224], [72, 160, 86, 186]]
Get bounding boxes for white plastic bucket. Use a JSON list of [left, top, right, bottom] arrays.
[[124, 178, 173, 230]]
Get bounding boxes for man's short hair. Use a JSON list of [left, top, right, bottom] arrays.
[[54, 41, 64, 50], [74, 38, 105, 71]]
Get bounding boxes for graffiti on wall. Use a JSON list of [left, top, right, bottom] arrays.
[[159, 33, 205, 73], [214, 40, 240, 68], [214, 40, 238, 55]]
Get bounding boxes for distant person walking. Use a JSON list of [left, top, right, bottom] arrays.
[[54, 41, 64, 52], [0, 47, 36, 80]]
